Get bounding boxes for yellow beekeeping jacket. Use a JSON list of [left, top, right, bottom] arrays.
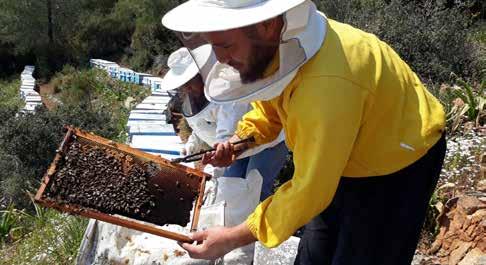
[[236, 19, 445, 248]]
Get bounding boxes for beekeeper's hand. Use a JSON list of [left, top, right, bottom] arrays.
[[179, 223, 256, 260], [202, 135, 250, 167], [202, 140, 235, 167], [183, 140, 198, 156], [182, 133, 204, 156]]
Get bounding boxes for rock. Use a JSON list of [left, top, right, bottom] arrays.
[[478, 179, 486, 192], [457, 196, 486, 215], [480, 153, 486, 180], [449, 242, 472, 265], [429, 193, 486, 265], [439, 183, 456, 191], [463, 122, 475, 132], [458, 248, 486, 265], [453, 97, 465, 108], [124, 96, 136, 109], [411, 253, 428, 265], [430, 195, 486, 264]]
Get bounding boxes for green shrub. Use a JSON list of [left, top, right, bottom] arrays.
[[0, 104, 122, 209], [316, 0, 483, 83], [437, 78, 485, 132], [0, 203, 22, 244], [0, 79, 23, 111], [0, 208, 88, 265]]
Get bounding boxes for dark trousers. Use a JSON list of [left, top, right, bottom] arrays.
[[295, 135, 446, 265]]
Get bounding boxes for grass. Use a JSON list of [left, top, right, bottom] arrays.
[[0, 79, 23, 111], [430, 78, 485, 133], [471, 21, 486, 45], [0, 203, 24, 243], [0, 66, 148, 264], [0, 208, 87, 265], [47, 66, 150, 143]]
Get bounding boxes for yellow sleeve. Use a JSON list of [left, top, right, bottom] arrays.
[[245, 77, 369, 247], [235, 100, 283, 145]]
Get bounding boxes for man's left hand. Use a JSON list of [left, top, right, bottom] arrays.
[[179, 227, 235, 260], [179, 223, 257, 260]]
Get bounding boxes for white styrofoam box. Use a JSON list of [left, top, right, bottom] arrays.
[[129, 134, 184, 145], [151, 91, 170, 97], [130, 135, 184, 151], [128, 113, 166, 121], [20, 88, 35, 93], [22, 82, 35, 86], [21, 91, 39, 98], [141, 97, 171, 105], [25, 99, 42, 103], [128, 124, 176, 135], [22, 104, 39, 112], [130, 138, 181, 157], [129, 109, 165, 115], [21, 74, 34, 79], [126, 120, 168, 127], [133, 103, 167, 110]]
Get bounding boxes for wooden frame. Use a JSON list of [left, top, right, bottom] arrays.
[[34, 126, 210, 243]]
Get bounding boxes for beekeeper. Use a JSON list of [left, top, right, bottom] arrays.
[[162, 1, 447, 265], [163, 45, 288, 263], [162, 46, 288, 202]]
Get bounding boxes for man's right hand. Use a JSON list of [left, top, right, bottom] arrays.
[[201, 141, 235, 167]]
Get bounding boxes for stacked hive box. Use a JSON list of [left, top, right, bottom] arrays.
[[19, 65, 42, 113], [127, 91, 184, 161], [89, 59, 164, 93]]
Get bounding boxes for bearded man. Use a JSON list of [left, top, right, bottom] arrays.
[[162, 1, 446, 264]]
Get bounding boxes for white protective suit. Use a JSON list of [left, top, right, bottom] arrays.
[[183, 101, 285, 159], [183, 102, 251, 154], [171, 44, 287, 264]]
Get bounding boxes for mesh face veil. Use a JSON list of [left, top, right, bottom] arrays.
[[163, 45, 216, 117], [168, 0, 327, 104]]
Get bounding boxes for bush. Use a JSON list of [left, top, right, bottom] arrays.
[[0, 104, 123, 209], [316, 0, 483, 83], [0, 79, 23, 111], [52, 67, 149, 108], [432, 78, 485, 132], [0, 66, 151, 209]]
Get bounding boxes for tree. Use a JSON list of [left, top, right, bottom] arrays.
[[0, 0, 82, 77]]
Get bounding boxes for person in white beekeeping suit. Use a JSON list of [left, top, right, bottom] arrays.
[[161, 45, 289, 263]]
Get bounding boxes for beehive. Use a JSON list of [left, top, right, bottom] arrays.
[[35, 126, 210, 242]]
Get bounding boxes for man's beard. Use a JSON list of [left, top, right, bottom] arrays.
[[240, 44, 278, 84]]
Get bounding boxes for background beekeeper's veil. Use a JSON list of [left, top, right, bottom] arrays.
[[162, 45, 216, 117], [163, 0, 327, 104]]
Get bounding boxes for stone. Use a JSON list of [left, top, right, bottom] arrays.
[[439, 183, 456, 190], [449, 242, 472, 265], [458, 248, 486, 265], [430, 195, 486, 265], [478, 179, 486, 192], [457, 196, 486, 215]]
